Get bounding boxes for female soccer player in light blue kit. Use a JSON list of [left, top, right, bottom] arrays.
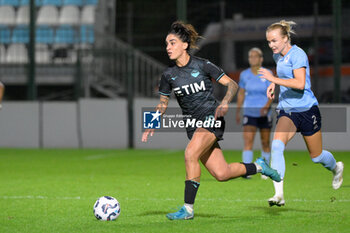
[[259, 20, 344, 207], [236, 48, 273, 179]]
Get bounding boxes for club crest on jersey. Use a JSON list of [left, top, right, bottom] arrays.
[[191, 69, 200, 77], [173, 80, 206, 96], [284, 55, 290, 63]]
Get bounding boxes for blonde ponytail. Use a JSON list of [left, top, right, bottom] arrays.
[[267, 20, 296, 42]]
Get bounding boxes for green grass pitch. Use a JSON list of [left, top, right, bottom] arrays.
[[0, 148, 348, 233]]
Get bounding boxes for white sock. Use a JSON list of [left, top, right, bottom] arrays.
[[273, 179, 284, 197], [184, 203, 193, 213]]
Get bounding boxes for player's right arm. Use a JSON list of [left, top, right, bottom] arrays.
[[236, 88, 245, 124], [141, 95, 169, 142]]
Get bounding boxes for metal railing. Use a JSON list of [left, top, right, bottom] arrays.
[[85, 35, 166, 98]]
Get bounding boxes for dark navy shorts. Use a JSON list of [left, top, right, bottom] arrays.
[[243, 115, 272, 129], [186, 117, 225, 141], [277, 105, 321, 136]]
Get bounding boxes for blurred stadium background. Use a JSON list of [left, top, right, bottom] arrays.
[[0, 2, 349, 232], [0, 0, 349, 149]]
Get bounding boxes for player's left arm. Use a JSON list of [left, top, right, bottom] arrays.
[[215, 75, 238, 119], [155, 95, 169, 115]]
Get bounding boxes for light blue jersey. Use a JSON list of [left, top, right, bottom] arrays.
[[239, 67, 272, 117], [274, 45, 318, 112]]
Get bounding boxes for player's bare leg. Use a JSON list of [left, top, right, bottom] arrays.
[[201, 142, 247, 180], [166, 128, 217, 220], [260, 128, 271, 154], [184, 128, 218, 182], [243, 125, 257, 151]]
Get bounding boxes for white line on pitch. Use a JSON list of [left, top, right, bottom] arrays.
[[1, 196, 349, 203], [0, 195, 83, 200], [84, 153, 116, 160], [125, 197, 350, 203]]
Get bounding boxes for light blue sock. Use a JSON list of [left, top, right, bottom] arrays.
[[242, 150, 253, 163], [261, 151, 271, 165], [311, 150, 336, 171], [271, 140, 286, 179]]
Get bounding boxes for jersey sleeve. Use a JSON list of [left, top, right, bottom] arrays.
[[203, 60, 225, 82], [291, 49, 308, 70], [238, 71, 246, 89], [158, 74, 171, 96]]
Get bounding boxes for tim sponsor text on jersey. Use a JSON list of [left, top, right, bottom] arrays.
[[173, 80, 206, 96]]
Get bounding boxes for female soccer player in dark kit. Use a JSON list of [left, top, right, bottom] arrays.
[[142, 21, 280, 220]]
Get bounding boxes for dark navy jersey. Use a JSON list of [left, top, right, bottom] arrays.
[[159, 56, 225, 119]]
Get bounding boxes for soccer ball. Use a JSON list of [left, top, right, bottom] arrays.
[[93, 196, 121, 221]]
